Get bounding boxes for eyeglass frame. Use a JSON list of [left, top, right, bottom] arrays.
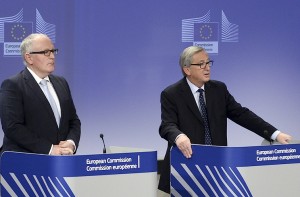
[[190, 60, 214, 69], [29, 49, 58, 56]]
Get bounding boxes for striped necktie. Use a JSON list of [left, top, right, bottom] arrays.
[[198, 89, 212, 145]]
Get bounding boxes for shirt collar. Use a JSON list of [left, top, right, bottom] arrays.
[[186, 77, 205, 94], [27, 67, 50, 84]]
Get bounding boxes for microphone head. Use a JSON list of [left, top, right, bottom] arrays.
[[99, 133, 106, 153]]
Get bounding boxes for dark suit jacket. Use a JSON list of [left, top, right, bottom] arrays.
[[0, 68, 81, 154], [158, 78, 276, 193]]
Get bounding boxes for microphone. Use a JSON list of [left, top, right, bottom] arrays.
[[100, 133, 107, 153]]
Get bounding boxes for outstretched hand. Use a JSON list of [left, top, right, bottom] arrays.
[[276, 132, 292, 144], [176, 134, 192, 158]]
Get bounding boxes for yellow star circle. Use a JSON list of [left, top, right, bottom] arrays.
[[199, 24, 213, 40], [11, 24, 26, 41]]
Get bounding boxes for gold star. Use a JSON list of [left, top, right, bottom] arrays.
[[11, 24, 27, 41], [199, 24, 213, 40]]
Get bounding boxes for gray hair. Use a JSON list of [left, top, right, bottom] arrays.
[[179, 46, 205, 76], [20, 33, 49, 66]]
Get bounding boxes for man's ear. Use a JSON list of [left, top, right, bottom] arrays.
[[24, 53, 33, 65], [183, 66, 191, 76]]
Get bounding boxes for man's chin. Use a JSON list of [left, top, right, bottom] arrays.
[[204, 78, 210, 82]]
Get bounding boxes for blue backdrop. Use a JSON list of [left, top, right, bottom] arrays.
[[1, 0, 300, 158]]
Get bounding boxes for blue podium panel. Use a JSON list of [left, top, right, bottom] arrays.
[[171, 144, 300, 197], [1, 151, 157, 197]]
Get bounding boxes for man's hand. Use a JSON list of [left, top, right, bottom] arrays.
[[50, 145, 62, 155], [59, 141, 75, 155], [175, 134, 192, 158], [276, 132, 292, 144], [50, 141, 75, 155]]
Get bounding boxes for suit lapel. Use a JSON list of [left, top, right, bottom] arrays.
[[23, 69, 51, 111], [23, 69, 59, 127], [204, 82, 214, 119], [48, 75, 63, 106], [179, 78, 203, 122], [204, 82, 215, 138]]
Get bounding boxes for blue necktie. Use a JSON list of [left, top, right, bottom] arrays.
[[198, 89, 212, 145], [40, 79, 60, 126]]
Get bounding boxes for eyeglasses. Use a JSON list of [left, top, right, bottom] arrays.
[[29, 49, 58, 56], [190, 60, 214, 69]]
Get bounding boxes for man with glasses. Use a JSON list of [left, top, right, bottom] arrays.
[[158, 46, 292, 194], [0, 33, 81, 155]]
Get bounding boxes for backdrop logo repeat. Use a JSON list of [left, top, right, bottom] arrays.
[[182, 10, 239, 54], [0, 9, 56, 57]]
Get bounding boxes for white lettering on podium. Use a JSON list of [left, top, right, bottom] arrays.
[[86, 159, 106, 165], [87, 165, 112, 171], [256, 148, 300, 162], [107, 157, 132, 163], [85, 155, 140, 172]]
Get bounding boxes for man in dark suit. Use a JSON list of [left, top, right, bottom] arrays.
[[0, 33, 81, 155], [158, 46, 292, 194]]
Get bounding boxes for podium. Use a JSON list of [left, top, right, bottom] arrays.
[[0, 146, 157, 197], [171, 144, 300, 197]]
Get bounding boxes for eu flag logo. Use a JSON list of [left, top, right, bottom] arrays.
[[4, 22, 33, 42], [194, 23, 219, 42]]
